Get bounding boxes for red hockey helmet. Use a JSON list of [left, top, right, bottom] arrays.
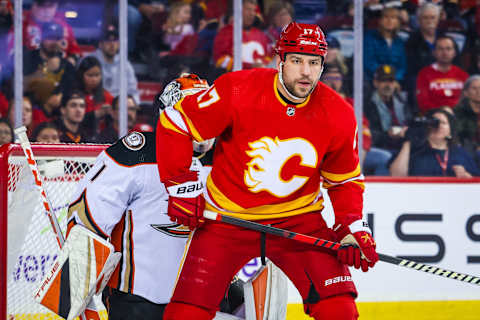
[[275, 22, 328, 61]]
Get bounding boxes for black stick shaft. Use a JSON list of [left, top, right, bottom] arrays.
[[203, 210, 480, 286]]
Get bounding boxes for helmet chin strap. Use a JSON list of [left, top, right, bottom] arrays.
[[278, 61, 324, 101], [278, 62, 303, 100]]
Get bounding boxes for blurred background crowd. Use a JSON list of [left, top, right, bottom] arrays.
[[0, 0, 479, 178]]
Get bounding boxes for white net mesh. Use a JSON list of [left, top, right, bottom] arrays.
[[5, 147, 107, 320]]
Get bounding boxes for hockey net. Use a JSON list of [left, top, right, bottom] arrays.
[[0, 143, 108, 320]]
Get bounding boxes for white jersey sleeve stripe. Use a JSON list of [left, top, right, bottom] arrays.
[[165, 107, 189, 133], [69, 190, 109, 239]]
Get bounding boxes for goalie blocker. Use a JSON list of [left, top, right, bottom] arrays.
[[34, 225, 121, 320]]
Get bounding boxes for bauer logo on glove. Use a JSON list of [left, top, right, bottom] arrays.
[[164, 171, 206, 229], [173, 181, 203, 196]]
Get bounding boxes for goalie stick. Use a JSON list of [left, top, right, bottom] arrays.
[[203, 210, 480, 286], [14, 126, 101, 320]]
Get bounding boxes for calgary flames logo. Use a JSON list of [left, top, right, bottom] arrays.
[[244, 137, 317, 197]]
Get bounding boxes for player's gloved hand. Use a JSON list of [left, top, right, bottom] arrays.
[[334, 220, 379, 272], [164, 171, 205, 229], [157, 73, 209, 109]]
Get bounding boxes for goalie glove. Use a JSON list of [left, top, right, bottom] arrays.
[[34, 225, 121, 320], [334, 220, 379, 272], [164, 171, 205, 229]]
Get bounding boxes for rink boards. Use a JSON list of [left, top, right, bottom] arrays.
[[284, 179, 480, 319], [7, 179, 480, 319]]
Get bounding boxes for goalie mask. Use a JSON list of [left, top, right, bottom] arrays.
[[156, 73, 210, 110], [156, 73, 215, 154]]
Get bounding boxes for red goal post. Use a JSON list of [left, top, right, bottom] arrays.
[[0, 143, 107, 320]]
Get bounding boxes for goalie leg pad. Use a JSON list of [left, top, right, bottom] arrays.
[[34, 225, 121, 320], [243, 260, 288, 320], [163, 302, 216, 320], [308, 294, 358, 320]]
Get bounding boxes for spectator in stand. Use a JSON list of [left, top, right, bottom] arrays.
[[467, 44, 480, 75], [321, 64, 391, 175], [0, 117, 13, 146], [54, 91, 88, 143], [405, 3, 441, 85], [390, 108, 480, 177], [31, 121, 60, 143], [324, 36, 350, 91], [201, 0, 228, 24], [265, 1, 294, 61], [363, 0, 412, 36], [316, 1, 353, 32], [416, 35, 469, 114], [438, 1, 467, 37], [364, 6, 407, 82], [8, 96, 33, 137], [325, 36, 349, 75], [149, 1, 215, 82], [24, 21, 75, 126], [0, 1, 12, 38], [213, 0, 270, 71], [131, 0, 166, 23], [75, 56, 114, 117], [160, 1, 194, 56], [321, 64, 351, 104], [127, 0, 168, 62], [21, 0, 80, 63], [0, 90, 8, 118], [93, 95, 139, 143], [108, 1, 162, 54], [454, 75, 480, 167], [364, 65, 411, 152], [189, 0, 226, 59], [87, 24, 140, 105], [0, 0, 13, 85], [462, 3, 480, 67]]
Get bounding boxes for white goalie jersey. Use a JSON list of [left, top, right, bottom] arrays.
[[67, 131, 209, 304]]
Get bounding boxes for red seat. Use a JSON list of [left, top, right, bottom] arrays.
[[78, 44, 96, 57]]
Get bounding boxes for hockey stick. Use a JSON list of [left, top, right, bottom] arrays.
[[15, 126, 101, 320], [203, 210, 480, 286]]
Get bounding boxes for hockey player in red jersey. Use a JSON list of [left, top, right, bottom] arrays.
[[157, 22, 379, 320]]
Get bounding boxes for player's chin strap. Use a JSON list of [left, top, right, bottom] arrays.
[[278, 61, 323, 101]]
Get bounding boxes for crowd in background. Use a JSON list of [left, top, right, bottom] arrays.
[[0, 0, 479, 178]]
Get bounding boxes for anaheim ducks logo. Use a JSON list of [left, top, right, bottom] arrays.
[[150, 223, 190, 238], [244, 136, 318, 197], [122, 131, 145, 151]]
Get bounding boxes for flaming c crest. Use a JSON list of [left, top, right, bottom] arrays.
[[244, 137, 317, 197]]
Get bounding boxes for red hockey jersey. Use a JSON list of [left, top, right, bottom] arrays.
[[213, 24, 271, 71], [9, 10, 81, 58], [416, 63, 469, 114], [158, 69, 364, 223]]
